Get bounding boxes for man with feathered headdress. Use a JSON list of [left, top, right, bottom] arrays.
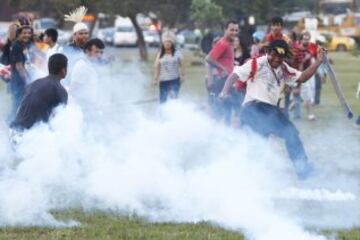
[[63, 6, 89, 53], [61, 6, 89, 87]]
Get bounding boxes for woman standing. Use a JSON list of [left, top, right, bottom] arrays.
[[153, 31, 185, 104], [233, 35, 250, 67], [231, 35, 250, 126]]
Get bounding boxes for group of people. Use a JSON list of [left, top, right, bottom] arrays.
[[202, 17, 329, 178], [205, 17, 328, 126], [0, 10, 357, 179], [0, 10, 108, 131]]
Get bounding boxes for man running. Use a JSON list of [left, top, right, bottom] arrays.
[[10, 54, 68, 131], [220, 40, 326, 178]]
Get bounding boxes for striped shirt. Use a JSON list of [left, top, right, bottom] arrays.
[[158, 51, 182, 81]]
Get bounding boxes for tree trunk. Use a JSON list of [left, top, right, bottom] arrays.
[[129, 14, 148, 61]]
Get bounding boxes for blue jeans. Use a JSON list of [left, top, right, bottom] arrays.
[[240, 101, 312, 178], [159, 78, 180, 104], [208, 75, 232, 126], [293, 94, 302, 119], [8, 83, 25, 124]]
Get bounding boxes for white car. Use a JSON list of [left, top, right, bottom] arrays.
[[33, 18, 57, 35], [143, 30, 160, 47], [113, 26, 137, 47]]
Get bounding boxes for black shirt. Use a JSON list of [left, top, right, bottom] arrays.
[[234, 50, 251, 66], [11, 75, 68, 130], [9, 40, 28, 93]]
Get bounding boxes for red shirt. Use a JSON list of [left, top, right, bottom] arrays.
[[208, 37, 234, 76], [266, 32, 290, 43], [308, 42, 318, 58], [292, 42, 318, 70]]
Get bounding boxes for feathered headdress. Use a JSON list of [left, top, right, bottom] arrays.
[[15, 16, 32, 30], [64, 6, 89, 33], [64, 6, 87, 23]]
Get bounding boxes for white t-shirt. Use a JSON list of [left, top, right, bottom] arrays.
[[46, 43, 61, 61], [69, 58, 100, 111], [157, 51, 183, 81], [233, 56, 302, 106]]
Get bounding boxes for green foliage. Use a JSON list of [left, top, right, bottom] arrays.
[[191, 0, 224, 30]]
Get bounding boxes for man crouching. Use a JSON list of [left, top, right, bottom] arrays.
[[11, 54, 68, 131]]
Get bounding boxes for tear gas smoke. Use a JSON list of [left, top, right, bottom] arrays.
[[0, 56, 359, 240]]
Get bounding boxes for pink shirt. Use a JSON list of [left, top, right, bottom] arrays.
[[208, 37, 234, 76]]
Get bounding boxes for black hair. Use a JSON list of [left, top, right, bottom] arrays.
[[271, 16, 284, 26], [16, 26, 32, 38], [38, 33, 45, 41], [48, 53, 68, 75], [290, 31, 298, 42], [159, 42, 175, 58], [234, 35, 249, 52], [44, 28, 58, 42], [225, 20, 238, 29], [83, 38, 105, 51]]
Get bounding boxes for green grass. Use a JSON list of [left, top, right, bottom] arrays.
[[0, 211, 244, 240], [0, 50, 360, 239]]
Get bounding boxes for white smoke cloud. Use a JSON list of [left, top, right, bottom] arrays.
[[0, 58, 358, 240]]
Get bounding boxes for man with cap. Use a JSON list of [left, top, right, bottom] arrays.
[[220, 40, 326, 179], [63, 23, 89, 54], [62, 6, 89, 54], [61, 6, 89, 87]]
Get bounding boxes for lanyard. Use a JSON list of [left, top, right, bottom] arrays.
[[268, 63, 281, 86]]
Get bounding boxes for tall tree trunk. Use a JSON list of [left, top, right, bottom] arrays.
[[129, 14, 148, 61]]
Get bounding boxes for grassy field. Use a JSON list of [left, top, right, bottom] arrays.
[[0, 49, 359, 239]]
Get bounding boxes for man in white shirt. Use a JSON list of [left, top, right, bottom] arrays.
[[69, 38, 105, 115], [220, 40, 326, 179], [44, 28, 61, 61]]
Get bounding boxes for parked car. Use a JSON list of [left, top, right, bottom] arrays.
[[57, 29, 72, 45], [311, 30, 356, 51], [33, 18, 57, 35], [324, 33, 356, 51], [113, 26, 137, 47], [143, 30, 160, 47], [104, 27, 115, 45]]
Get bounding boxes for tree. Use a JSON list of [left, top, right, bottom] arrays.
[[95, 0, 193, 60], [190, 0, 224, 32]]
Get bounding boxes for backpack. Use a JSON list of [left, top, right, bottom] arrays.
[[234, 57, 258, 92]]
